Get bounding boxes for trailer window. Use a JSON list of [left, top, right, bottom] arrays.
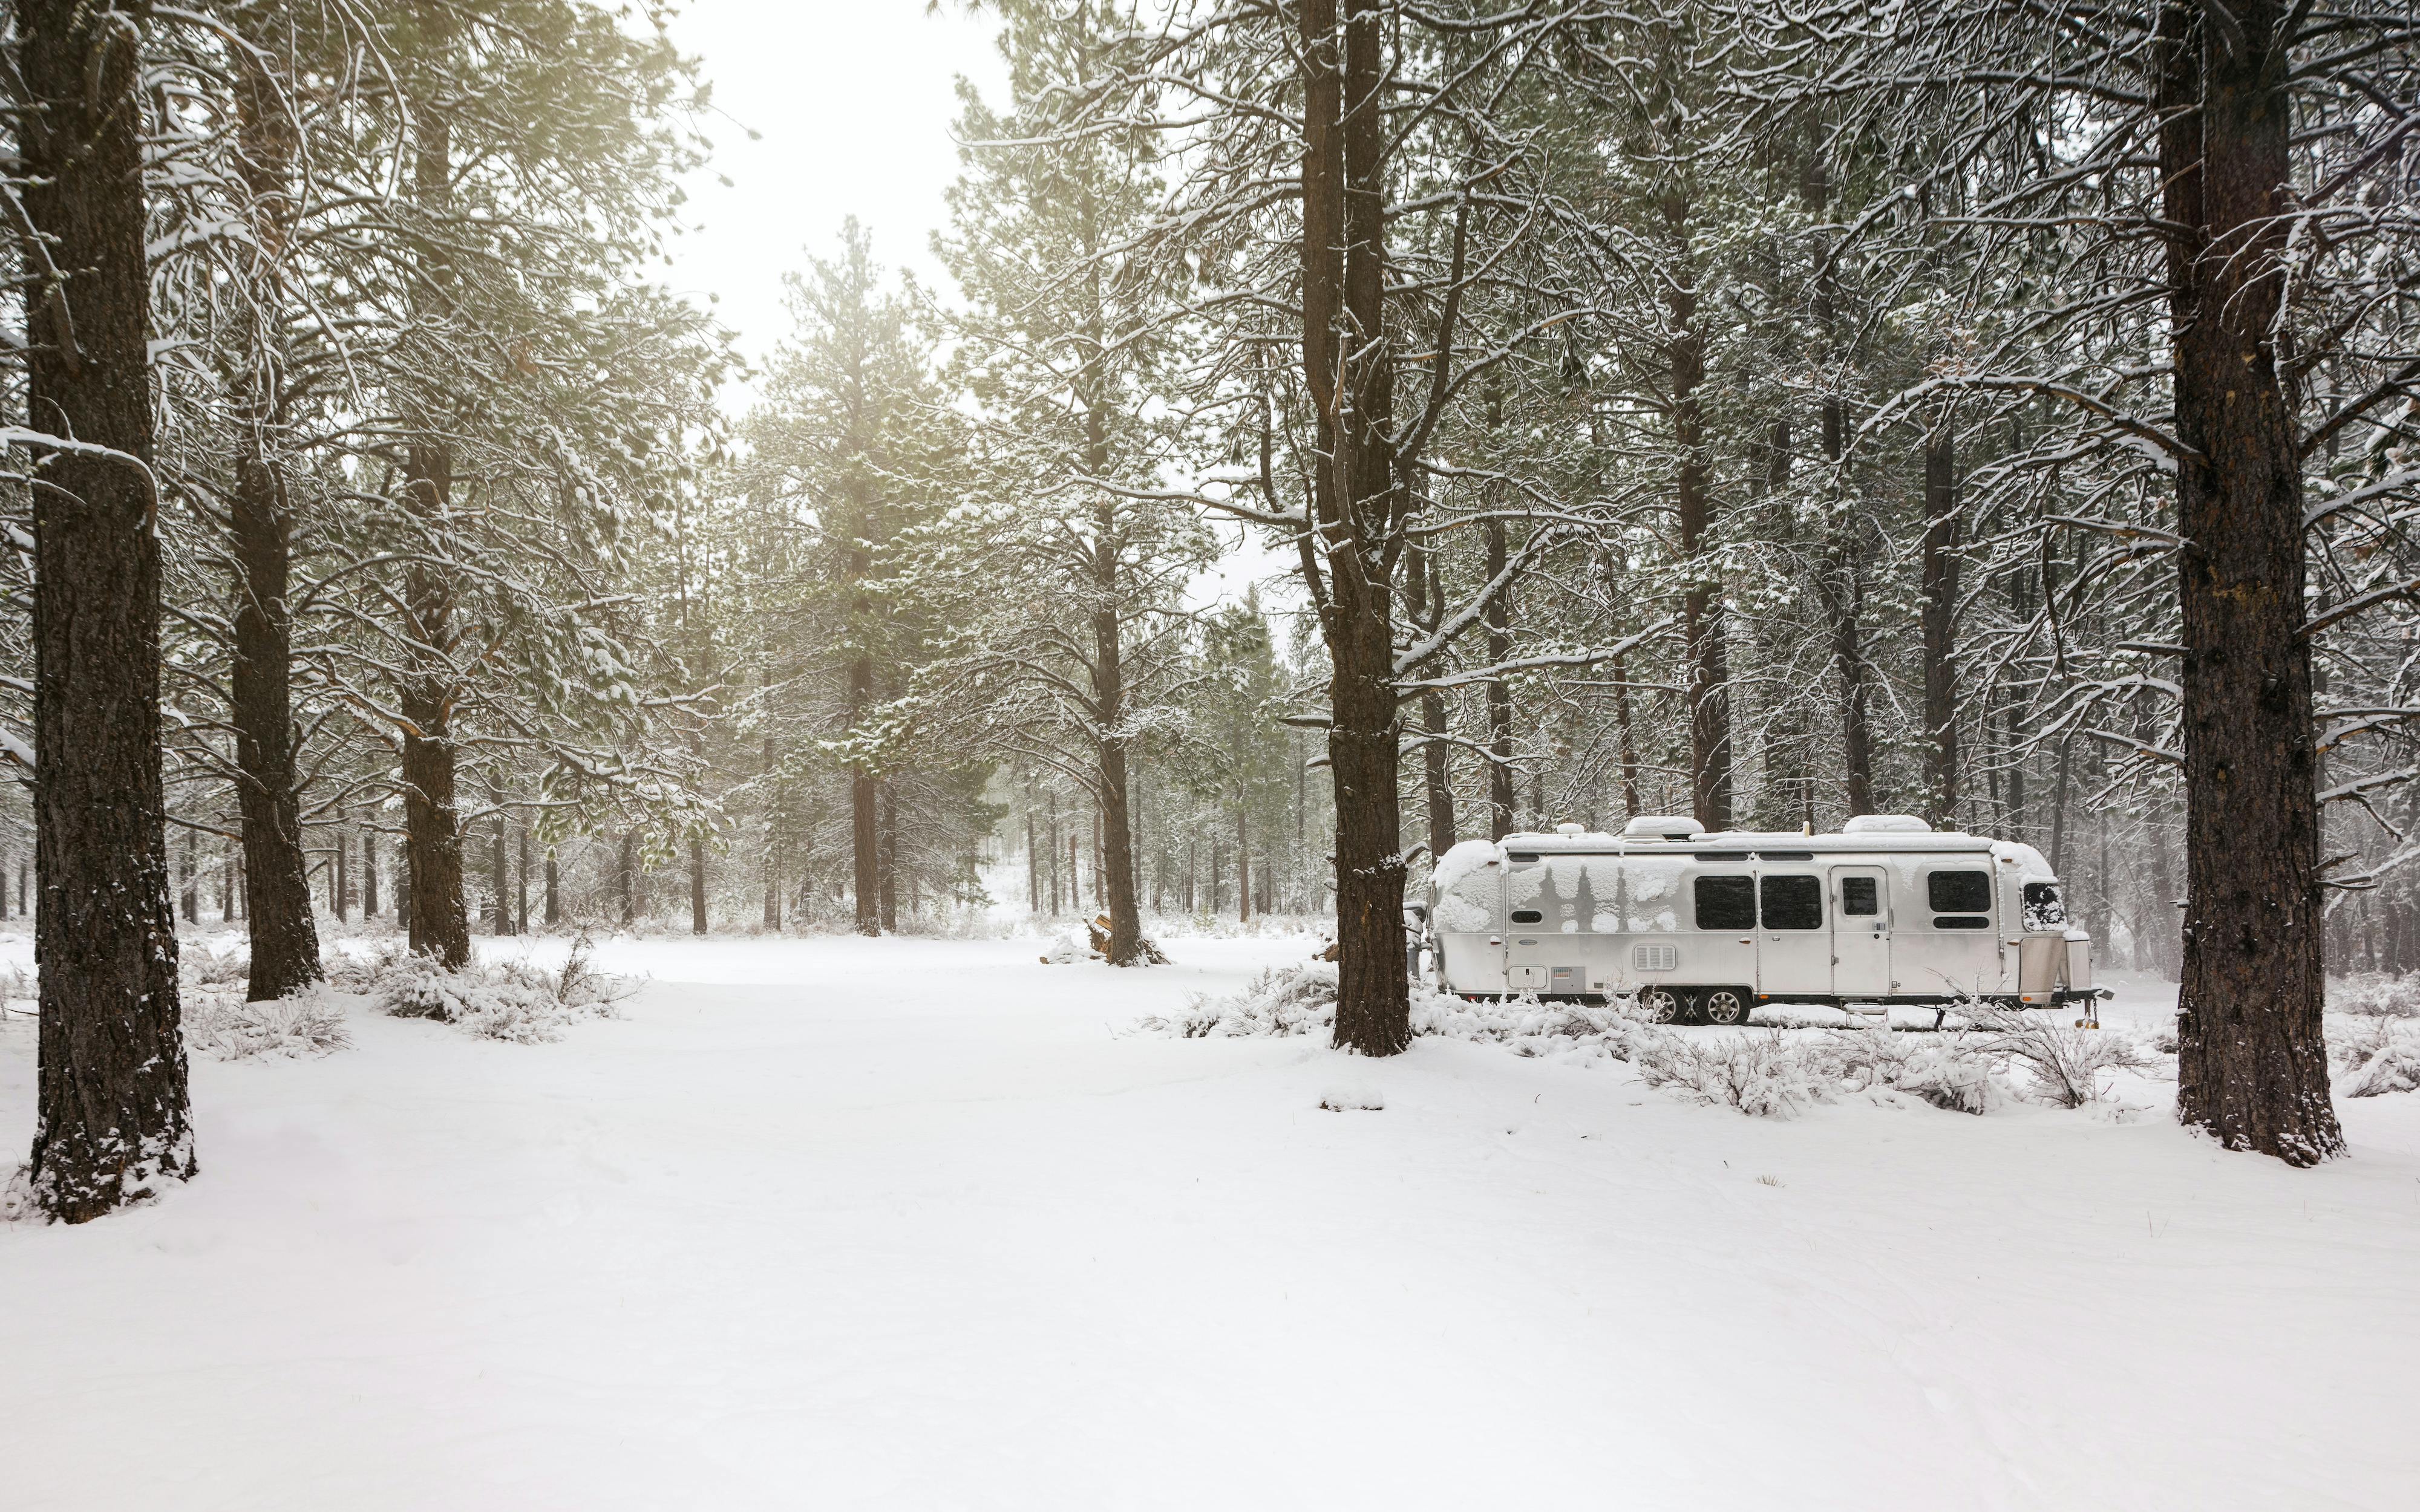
[[1693, 876, 1756, 931], [1927, 869, 1993, 930], [1509, 909, 1543, 925], [2022, 883, 2067, 931], [1760, 875, 1823, 930], [1840, 876, 1880, 917], [1928, 870, 1993, 914]]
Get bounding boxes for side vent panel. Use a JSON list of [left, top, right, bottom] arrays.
[[1634, 943, 1679, 971]]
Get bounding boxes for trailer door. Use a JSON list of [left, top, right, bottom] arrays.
[[1832, 866, 1891, 998], [1755, 869, 1828, 999]]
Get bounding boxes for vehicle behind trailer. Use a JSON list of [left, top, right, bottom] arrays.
[[1425, 815, 2106, 1024]]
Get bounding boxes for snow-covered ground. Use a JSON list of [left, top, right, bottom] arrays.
[[3, 932, 2416, 1511]]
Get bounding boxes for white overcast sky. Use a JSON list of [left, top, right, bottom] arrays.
[[662, 1, 1007, 381], [659, 1, 1287, 607]]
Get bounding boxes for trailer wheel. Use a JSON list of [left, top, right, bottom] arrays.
[[1700, 988, 1751, 1027], [1638, 986, 1683, 1024]]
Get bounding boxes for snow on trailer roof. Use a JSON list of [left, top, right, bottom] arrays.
[[1474, 815, 2056, 875]]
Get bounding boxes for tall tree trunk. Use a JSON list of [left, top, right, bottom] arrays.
[[618, 831, 636, 927], [1236, 805, 1251, 925], [689, 835, 707, 934], [180, 833, 197, 924], [490, 806, 509, 934], [1483, 516, 1515, 838], [1613, 651, 1643, 821], [1091, 522, 1145, 962], [364, 831, 381, 917], [399, 61, 467, 968], [1303, 0, 1408, 1054], [851, 769, 880, 936], [227, 41, 322, 999], [515, 823, 529, 933], [1402, 536, 1457, 862], [1805, 155, 1874, 818], [1920, 424, 1962, 827], [878, 781, 898, 932], [1666, 196, 1731, 831], [21, 2, 195, 1220], [2159, 1, 2340, 1164], [544, 847, 560, 928]]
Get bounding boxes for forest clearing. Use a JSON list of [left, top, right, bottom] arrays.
[[7, 0, 2420, 1504], [3, 929, 2415, 1511]]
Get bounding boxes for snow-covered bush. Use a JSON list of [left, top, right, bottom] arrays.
[[1140, 962, 1647, 1063], [1630, 1029, 1831, 1118], [1958, 1005, 2159, 1109], [2333, 1015, 2420, 1097], [1823, 1026, 2006, 1115], [172, 944, 350, 1060], [376, 934, 638, 1044], [183, 988, 351, 1060], [1142, 961, 1341, 1038], [2328, 972, 2420, 1018]]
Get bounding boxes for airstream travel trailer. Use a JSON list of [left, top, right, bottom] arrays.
[[1424, 814, 2105, 1024]]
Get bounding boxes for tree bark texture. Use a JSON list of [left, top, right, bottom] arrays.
[[2159, 1, 2341, 1164], [399, 66, 467, 968], [227, 39, 322, 1000], [1920, 426, 1962, 829], [1407, 549, 1456, 861], [1303, 0, 1410, 1055], [1665, 204, 1731, 832], [1483, 516, 1515, 839], [21, 1, 197, 1221]]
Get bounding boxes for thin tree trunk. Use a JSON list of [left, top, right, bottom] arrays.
[[2159, 1, 2340, 1163], [180, 832, 198, 924], [1483, 515, 1515, 839], [490, 805, 509, 934], [22, 2, 195, 1220], [399, 59, 467, 969], [1405, 541, 1457, 861], [1237, 804, 1251, 925], [226, 40, 322, 998], [515, 824, 528, 934], [618, 831, 636, 928], [544, 847, 560, 928], [878, 782, 898, 933], [1612, 651, 1643, 821], [364, 831, 380, 917], [1920, 424, 1963, 828], [1666, 193, 1730, 831], [690, 834, 707, 935]]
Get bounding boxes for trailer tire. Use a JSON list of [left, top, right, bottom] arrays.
[[1700, 988, 1751, 1027], [1638, 986, 1683, 1024]]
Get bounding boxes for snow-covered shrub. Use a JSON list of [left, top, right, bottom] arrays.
[[376, 934, 638, 1043], [1630, 1029, 1830, 1118], [1823, 1026, 2006, 1115], [2334, 1015, 2420, 1097], [1142, 961, 1341, 1038], [2328, 972, 2420, 1018], [325, 940, 410, 994], [1960, 1005, 2158, 1108], [1142, 962, 1648, 1063], [183, 988, 350, 1060], [172, 945, 350, 1060]]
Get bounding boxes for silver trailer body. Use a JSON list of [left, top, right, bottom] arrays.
[[1427, 815, 2098, 1015]]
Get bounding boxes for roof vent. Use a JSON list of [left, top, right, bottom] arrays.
[[1555, 822, 1584, 836], [1842, 814, 1933, 835], [1624, 815, 1704, 841]]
